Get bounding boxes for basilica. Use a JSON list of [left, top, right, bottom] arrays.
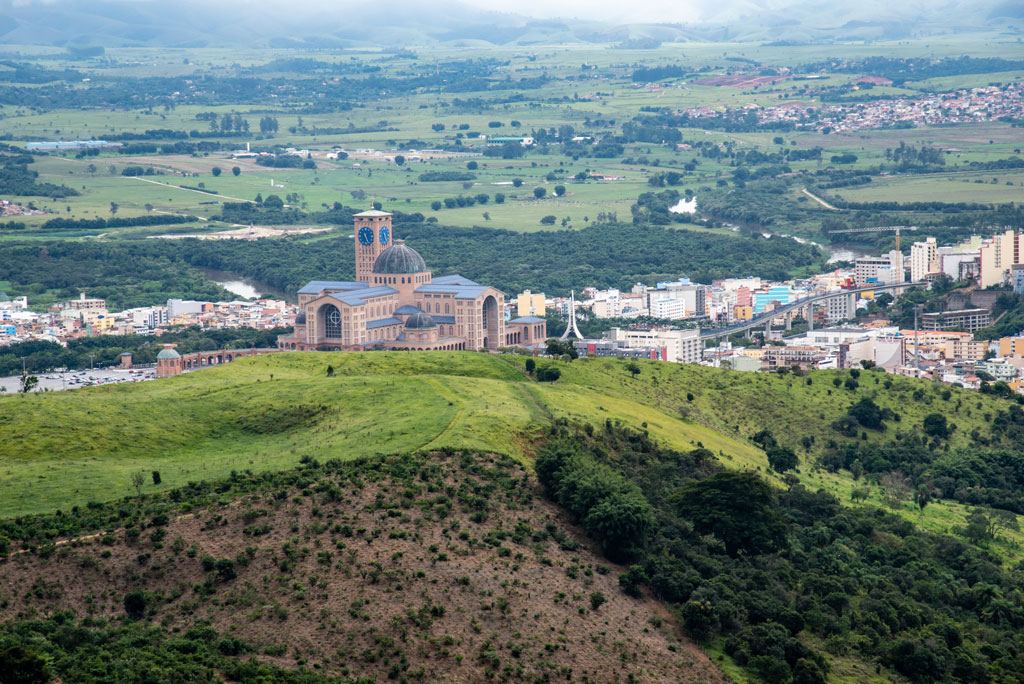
[[276, 208, 546, 352]]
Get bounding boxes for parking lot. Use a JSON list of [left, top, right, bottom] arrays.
[[0, 367, 157, 394]]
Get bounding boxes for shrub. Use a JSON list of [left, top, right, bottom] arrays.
[[124, 591, 147, 619]]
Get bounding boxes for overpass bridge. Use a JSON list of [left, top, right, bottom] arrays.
[[699, 281, 924, 342]]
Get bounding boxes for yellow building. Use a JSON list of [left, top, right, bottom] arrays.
[[517, 289, 546, 318], [999, 336, 1024, 358], [945, 337, 988, 361], [733, 305, 753, 320]]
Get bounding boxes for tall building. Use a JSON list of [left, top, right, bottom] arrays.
[[979, 230, 1024, 288], [277, 209, 539, 352], [516, 290, 546, 318], [753, 286, 792, 314], [910, 237, 938, 282], [855, 251, 904, 286]]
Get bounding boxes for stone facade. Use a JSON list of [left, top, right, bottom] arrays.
[[278, 210, 515, 352]]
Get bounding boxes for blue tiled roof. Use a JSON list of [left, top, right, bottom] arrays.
[[432, 315, 455, 324], [431, 274, 479, 287], [329, 286, 398, 306], [510, 316, 546, 323], [367, 317, 401, 330], [416, 283, 490, 299], [298, 280, 366, 295], [394, 305, 423, 315]]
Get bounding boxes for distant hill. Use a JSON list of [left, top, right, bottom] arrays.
[[0, 0, 1018, 48]]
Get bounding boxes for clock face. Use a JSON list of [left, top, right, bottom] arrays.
[[380, 227, 390, 246], [358, 226, 374, 246]]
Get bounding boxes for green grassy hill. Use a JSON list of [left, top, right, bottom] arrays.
[[3, 351, 1023, 560]]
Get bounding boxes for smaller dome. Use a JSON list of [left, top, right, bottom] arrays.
[[404, 312, 437, 330], [157, 348, 181, 360], [295, 311, 307, 325]]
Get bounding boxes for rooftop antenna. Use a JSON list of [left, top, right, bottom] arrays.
[[559, 290, 583, 340]]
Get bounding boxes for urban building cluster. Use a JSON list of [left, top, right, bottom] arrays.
[[554, 229, 1024, 392], [682, 81, 1024, 133], [0, 290, 296, 348], [0, 199, 47, 217]]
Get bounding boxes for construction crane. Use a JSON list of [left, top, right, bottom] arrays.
[[827, 225, 917, 251]]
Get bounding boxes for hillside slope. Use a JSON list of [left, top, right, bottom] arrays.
[[4, 351, 1024, 558], [0, 451, 726, 684]]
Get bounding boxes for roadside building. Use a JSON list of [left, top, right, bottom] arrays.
[[921, 308, 991, 333]]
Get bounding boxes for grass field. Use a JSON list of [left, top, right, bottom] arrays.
[[4, 350, 1024, 565]]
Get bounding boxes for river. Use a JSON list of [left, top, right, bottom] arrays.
[[200, 268, 290, 301]]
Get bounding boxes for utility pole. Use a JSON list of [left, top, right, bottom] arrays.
[[913, 305, 921, 375]]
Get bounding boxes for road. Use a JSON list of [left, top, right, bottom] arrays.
[[700, 281, 923, 341], [802, 187, 839, 210]]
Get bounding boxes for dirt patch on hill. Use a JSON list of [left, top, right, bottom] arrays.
[[0, 453, 727, 684]]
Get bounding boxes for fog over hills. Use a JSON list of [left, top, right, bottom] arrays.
[[0, 0, 1020, 47]]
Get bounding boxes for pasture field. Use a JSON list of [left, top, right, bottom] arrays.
[[834, 167, 1024, 204], [4, 350, 1024, 564]]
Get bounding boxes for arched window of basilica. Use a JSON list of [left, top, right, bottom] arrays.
[[323, 304, 342, 339]]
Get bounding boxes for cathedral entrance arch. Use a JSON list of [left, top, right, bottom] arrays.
[[482, 295, 499, 350], [318, 303, 343, 342]]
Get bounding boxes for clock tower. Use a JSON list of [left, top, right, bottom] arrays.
[[354, 208, 393, 283]]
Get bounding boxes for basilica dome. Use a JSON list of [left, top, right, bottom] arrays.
[[372, 240, 427, 274], [404, 312, 437, 330]]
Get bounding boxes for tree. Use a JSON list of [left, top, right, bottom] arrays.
[[915, 485, 931, 513], [232, 166, 241, 176], [850, 459, 864, 481], [109, 201, 118, 215], [533, 187, 547, 199], [923, 413, 952, 439], [431, 200, 442, 211], [263, 195, 284, 209], [626, 362, 641, 379], [466, 161, 478, 170], [590, 592, 606, 611], [536, 366, 561, 382], [211, 166, 222, 177], [673, 471, 788, 556], [844, 377, 859, 391], [0, 645, 50, 684], [525, 358, 536, 374], [124, 591, 147, 619], [19, 373, 38, 394], [151, 470, 161, 485], [766, 446, 798, 473], [144, 203, 153, 213], [326, 365, 335, 377], [131, 470, 145, 498], [512, 178, 523, 187], [540, 215, 556, 225], [494, 193, 505, 204], [554, 184, 566, 197], [394, 155, 405, 166], [848, 397, 884, 430]]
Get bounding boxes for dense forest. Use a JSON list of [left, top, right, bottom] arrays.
[[0, 223, 823, 308], [537, 420, 1024, 684]]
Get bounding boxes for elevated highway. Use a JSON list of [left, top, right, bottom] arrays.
[[700, 281, 924, 341]]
